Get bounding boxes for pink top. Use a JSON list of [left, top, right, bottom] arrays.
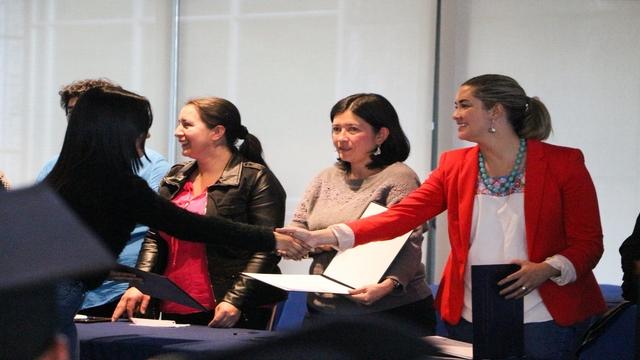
[[160, 181, 216, 314]]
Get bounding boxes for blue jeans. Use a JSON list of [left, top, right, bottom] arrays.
[[56, 280, 85, 360], [446, 318, 591, 360]]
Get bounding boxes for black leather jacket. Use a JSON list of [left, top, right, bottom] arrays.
[[137, 153, 287, 311]]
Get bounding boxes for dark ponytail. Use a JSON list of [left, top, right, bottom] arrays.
[[519, 96, 551, 140], [239, 132, 267, 166]]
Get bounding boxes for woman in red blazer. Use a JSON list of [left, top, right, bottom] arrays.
[[280, 74, 606, 359]]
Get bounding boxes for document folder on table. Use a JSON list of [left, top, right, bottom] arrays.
[[244, 202, 414, 294], [110, 265, 207, 312], [424, 336, 472, 359], [471, 264, 524, 360]]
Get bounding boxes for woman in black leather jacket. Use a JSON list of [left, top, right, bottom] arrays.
[[117, 97, 287, 329]]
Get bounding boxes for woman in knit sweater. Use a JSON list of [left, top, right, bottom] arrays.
[[289, 93, 435, 336]]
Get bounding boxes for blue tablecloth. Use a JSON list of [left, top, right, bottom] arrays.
[[78, 320, 457, 359], [78, 321, 278, 359]]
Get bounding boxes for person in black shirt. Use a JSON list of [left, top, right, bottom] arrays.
[[620, 213, 640, 304]]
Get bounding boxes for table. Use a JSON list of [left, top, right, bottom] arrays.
[[78, 320, 460, 359], [78, 321, 278, 359]]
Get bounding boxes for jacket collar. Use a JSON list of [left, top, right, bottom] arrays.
[[523, 139, 546, 255], [217, 153, 244, 187], [457, 146, 479, 253], [163, 152, 245, 194]]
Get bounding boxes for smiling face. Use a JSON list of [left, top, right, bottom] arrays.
[[174, 104, 220, 160], [452, 85, 494, 143], [331, 110, 383, 169]]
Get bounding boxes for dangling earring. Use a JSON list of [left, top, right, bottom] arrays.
[[373, 145, 381, 156], [488, 119, 496, 134]]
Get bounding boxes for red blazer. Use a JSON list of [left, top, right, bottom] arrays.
[[348, 140, 606, 326]]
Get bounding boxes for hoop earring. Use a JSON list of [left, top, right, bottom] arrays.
[[373, 145, 382, 156]]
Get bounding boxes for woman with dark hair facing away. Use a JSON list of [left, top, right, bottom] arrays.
[[44, 87, 307, 358], [281, 75, 606, 359], [115, 97, 287, 329], [289, 93, 435, 336]]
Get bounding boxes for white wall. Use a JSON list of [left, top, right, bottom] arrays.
[[0, 0, 173, 182]]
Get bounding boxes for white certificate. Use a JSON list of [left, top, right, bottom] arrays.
[[241, 274, 352, 294], [244, 202, 413, 293]]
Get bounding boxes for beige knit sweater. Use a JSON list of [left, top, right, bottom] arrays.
[[290, 162, 430, 315]]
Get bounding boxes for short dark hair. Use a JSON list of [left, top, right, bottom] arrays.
[[330, 93, 410, 172], [58, 78, 121, 115], [47, 87, 153, 190]]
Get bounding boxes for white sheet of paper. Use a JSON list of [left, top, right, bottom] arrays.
[[241, 274, 351, 294], [322, 203, 412, 288], [423, 336, 473, 359], [129, 317, 190, 328], [244, 202, 414, 293]]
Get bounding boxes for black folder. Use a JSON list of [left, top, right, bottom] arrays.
[[109, 265, 208, 312], [471, 264, 524, 359], [0, 184, 115, 289]]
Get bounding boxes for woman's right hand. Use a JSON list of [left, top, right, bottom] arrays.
[[273, 231, 311, 260], [276, 227, 338, 248], [111, 287, 150, 321]]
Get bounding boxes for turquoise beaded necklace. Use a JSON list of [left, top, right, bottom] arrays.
[[478, 138, 526, 196]]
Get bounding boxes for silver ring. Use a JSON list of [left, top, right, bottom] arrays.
[[521, 286, 528, 291]]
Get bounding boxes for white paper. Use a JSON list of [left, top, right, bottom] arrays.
[[423, 336, 473, 359], [241, 274, 351, 294], [244, 202, 413, 293], [129, 317, 190, 328], [323, 203, 411, 288]]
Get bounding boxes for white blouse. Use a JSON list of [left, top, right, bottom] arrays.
[[462, 176, 576, 324], [463, 192, 553, 323]]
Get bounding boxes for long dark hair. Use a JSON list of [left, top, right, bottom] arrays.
[[331, 93, 410, 172], [46, 87, 153, 190], [187, 97, 267, 166], [462, 74, 552, 140]]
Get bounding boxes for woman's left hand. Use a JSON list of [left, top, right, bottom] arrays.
[[498, 259, 560, 299], [208, 302, 241, 328], [347, 279, 395, 306]]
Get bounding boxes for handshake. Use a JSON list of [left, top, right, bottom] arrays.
[[272, 227, 339, 260]]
